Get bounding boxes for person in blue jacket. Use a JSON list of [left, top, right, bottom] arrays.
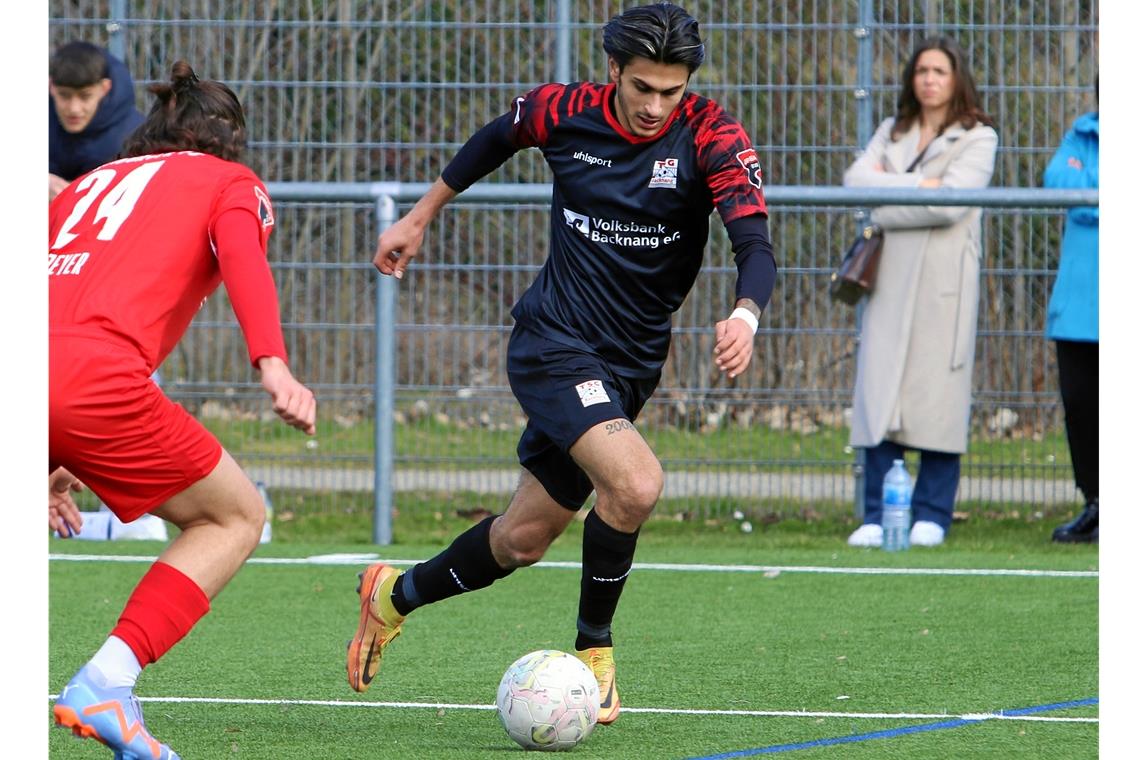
[[1044, 89, 1098, 544], [49, 41, 145, 200]]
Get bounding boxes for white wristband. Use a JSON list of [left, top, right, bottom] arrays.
[[730, 307, 759, 335]]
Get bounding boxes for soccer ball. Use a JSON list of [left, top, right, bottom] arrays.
[[496, 649, 600, 751]]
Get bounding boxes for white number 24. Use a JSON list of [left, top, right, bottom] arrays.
[[50, 161, 165, 250]]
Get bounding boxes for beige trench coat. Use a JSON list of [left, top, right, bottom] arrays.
[[842, 117, 998, 453]]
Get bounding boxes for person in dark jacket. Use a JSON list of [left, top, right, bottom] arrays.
[[49, 41, 145, 200]]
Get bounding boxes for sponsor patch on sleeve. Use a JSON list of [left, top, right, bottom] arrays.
[[735, 148, 764, 189], [254, 186, 275, 228], [575, 379, 611, 408]]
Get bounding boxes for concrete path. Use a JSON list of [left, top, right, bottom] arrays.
[[245, 466, 1078, 505]]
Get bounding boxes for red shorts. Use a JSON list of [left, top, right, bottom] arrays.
[[49, 331, 223, 522]]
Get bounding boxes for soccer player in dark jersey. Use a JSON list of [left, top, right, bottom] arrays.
[[49, 62, 316, 759], [348, 3, 776, 725]]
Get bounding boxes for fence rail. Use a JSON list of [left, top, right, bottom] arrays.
[[266, 183, 1099, 208]]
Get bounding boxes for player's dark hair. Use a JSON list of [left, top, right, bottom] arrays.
[[603, 3, 705, 73], [892, 36, 994, 139], [122, 61, 247, 162], [49, 41, 109, 88]]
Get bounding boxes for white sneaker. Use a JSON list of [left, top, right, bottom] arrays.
[[909, 520, 945, 547], [847, 524, 883, 547]]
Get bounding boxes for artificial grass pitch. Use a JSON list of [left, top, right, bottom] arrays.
[[48, 525, 1097, 759]]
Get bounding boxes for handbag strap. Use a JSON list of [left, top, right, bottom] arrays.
[[905, 143, 931, 173], [906, 124, 975, 173]]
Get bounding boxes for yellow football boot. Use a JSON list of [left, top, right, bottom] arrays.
[[347, 563, 405, 692], [576, 645, 620, 724]]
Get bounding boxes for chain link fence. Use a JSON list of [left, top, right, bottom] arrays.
[[49, 2, 1099, 522]]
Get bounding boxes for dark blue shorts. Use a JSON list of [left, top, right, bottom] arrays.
[[507, 324, 659, 510]]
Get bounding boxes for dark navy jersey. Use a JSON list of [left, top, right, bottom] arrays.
[[443, 81, 769, 378]]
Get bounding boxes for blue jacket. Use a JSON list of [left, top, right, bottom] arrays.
[[1043, 111, 1098, 342], [49, 49, 145, 181]]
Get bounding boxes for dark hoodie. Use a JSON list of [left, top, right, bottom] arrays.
[[48, 49, 145, 181]]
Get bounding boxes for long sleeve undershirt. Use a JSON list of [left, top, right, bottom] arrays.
[[726, 215, 776, 313], [441, 113, 517, 193], [213, 208, 289, 367]]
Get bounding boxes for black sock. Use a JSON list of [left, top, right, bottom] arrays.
[[391, 515, 512, 615], [575, 509, 639, 650]]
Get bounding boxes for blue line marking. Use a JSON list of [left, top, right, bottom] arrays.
[[687, 697, 1098, 759]]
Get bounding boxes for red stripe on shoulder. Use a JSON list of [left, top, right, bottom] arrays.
[[557, 81, 608, 122], [685, 95, 727, 154], [525, 82, 609, 145]]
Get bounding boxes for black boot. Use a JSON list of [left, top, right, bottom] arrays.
[[1052, 500, 1098, 544]]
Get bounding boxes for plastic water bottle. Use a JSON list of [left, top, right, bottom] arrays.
[[881, 459, 912, 552], [256, 481, 274, 544]]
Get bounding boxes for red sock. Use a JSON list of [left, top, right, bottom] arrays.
[[111, 561, 210, 667]]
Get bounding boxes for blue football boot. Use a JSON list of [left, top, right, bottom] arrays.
[[53, 664, 180, 760]]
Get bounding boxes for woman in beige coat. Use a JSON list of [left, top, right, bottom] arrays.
[[842, 36, 997, 548]]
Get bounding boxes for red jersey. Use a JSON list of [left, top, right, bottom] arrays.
[[48, 150, 285, 371]]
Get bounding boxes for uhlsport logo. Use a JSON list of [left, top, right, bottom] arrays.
[[649, 157, 679, 188], [735, 148, 763, 189], [573, 150, 613, 168]]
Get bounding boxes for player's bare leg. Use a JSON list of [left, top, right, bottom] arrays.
[[571, 420, 662, 533], [488, 471, 578, 568], [568, 419, 664, 724], [149, 450, 266, 598]]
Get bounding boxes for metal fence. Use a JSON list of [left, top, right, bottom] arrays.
[[49, 2, 1099, 532]]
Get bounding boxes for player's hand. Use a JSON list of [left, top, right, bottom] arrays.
[[49, 173, 69, 202], [49, 467, 84, 538], [713, 316, 755, 379], [372, 215, 425, 280], [258, 356, 317, 435]]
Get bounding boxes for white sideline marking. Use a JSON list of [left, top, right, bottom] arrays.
[[42, 693, 1097, 723], [47, 553, 1098, 579]]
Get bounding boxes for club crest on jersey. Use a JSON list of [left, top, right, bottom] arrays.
[[649, 157, 679, 189], [254, 186, 275, 228], [575, 379, 610, 408], [735, 148, 763, 189]]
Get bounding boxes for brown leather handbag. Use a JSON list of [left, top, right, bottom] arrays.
[[830, 223, 884, 305]]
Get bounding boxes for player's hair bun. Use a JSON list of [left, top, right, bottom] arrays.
[[170, 60, 200, 94]]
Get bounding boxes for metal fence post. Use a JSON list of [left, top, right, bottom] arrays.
[[107, 0, 126, 59], [855, 0, 873, 150], [851, 0, 875, 524], [555, 0, 572, 84], [373, 194, 397, 546]]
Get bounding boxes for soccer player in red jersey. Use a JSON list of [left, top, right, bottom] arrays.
[[49, 61, 316, 759], [347, 3, 776, 726]]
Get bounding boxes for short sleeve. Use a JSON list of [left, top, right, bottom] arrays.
[[210, 173, 275, 254], [695, 112, 768, 224], [509, 83, 567, 150]]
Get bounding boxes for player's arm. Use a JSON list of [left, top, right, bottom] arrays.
[[714, 214, 777, 379], [213, 208, 317, 435], [375, 109, 523, 279], [372, 178, 456, 280]]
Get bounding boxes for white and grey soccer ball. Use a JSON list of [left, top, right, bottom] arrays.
[[496, 649, 600, 751]]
